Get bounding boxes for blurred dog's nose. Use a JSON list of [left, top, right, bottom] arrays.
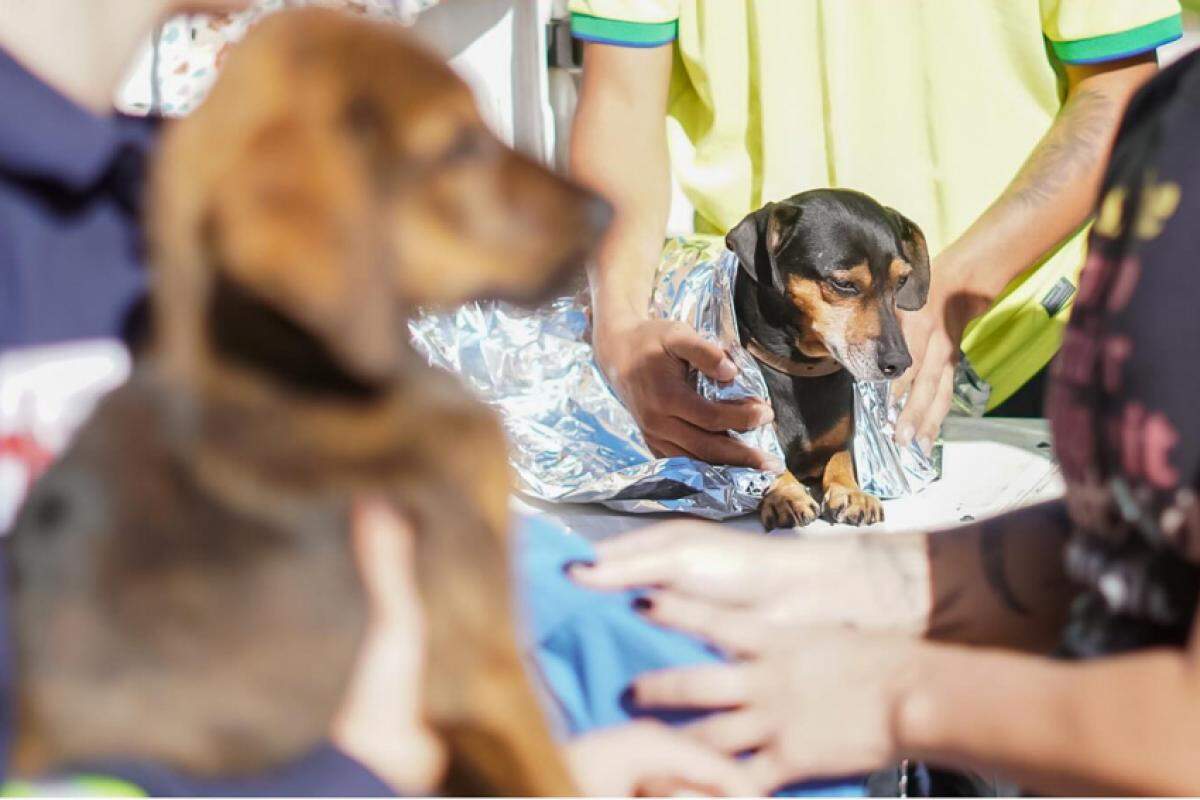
[[583, 193, 614, 237], [878, 349, 912, 378]]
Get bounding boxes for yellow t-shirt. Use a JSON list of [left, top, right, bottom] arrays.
[[570, 0, 1182, 408]]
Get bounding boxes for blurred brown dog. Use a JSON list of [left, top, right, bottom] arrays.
[[8, 8, 608, 795]]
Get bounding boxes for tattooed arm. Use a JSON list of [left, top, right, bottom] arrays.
[[895, 55, 1158, 454], [893, 606, 1200, 795], [573, 500, 1076, 653], [923, 500, 1078, 651], [630, 584, 1200, 796], [619, 510, 1200, 794]]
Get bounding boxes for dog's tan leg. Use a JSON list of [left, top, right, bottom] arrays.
[[760, 470, 822, 530], [822, 449, 883, 525]]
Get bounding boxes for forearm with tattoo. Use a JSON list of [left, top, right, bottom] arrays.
[[935, 56, 1156, 302], [1005, 86, 1116, 211], [924, 501, 1078, 651]]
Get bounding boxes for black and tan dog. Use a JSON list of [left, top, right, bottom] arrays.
[[727, 189, 929, 530], [8, 9, 607, 795]]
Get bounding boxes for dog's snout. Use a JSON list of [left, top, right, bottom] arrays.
[[878, 348, 912, 379]]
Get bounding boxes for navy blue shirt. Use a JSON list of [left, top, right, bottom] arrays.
[[0, 46, 153, 351], [56, 743, 394, 797]]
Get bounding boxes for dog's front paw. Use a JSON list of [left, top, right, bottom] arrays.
[[760, 482, 821, 530], [823, 485, 884, 526]]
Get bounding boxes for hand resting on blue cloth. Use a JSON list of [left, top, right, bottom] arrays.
[[515, 515, 869, 797]]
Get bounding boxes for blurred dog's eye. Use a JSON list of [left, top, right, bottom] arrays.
[[443, 130, 481, 164], [342, 95, 385, 139], [828, 277, 858, 295], [897, 274, 910, 290]]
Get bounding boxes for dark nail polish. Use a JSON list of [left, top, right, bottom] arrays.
[[562, 559, 595, 575], [632, 596, 653, 612]]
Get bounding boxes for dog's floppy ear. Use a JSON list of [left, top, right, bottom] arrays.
[[205, 119, 402, 382], [725, 201, 801, 294], [888, 208, 931, 311]]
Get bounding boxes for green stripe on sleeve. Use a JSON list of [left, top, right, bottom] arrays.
[[570, 13, 678, 47], [1050, 14, 1183, 64], [2, 776, 146, 797]]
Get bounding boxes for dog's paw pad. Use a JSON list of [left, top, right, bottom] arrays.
[[760, 484, 821, 530], [823, 486, 884, 526]]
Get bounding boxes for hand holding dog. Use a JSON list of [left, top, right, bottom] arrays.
[[892, 258, 990, 454], [572, 522, 932, 641], [594, 318, 781, 470], [333, 501, 445, 794], [631, 626, 921, 793]]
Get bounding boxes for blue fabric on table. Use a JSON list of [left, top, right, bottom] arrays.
[[515, 514, 867, 797]]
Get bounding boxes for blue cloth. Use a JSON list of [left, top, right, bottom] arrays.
[[0, 46, 155, 351], [516, 515, 868, 797]]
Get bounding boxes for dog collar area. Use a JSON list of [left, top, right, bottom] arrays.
[[745, 338, 843, 378]]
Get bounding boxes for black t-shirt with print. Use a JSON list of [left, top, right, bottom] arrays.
[[1049, 49, 1200, 658]]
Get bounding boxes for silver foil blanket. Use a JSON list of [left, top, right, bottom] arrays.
[[409, 239, 941, 520]]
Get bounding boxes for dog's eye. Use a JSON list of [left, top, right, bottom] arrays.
[[442, 130, 481, 164], [896, 274, 910, 290], [828, 277, 859, 295], [342, 96, 385, 139]]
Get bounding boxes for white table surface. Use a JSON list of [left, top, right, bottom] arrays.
[[512, 417, 1063, 542]]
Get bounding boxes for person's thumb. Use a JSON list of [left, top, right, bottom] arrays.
[[663, 324, 737, 381]]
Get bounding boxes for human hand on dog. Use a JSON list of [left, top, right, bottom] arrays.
[[565, 720, 759, 796], [594, 318, 780, 470], [631, 627, 922, 792], [571, 522, 931, 638], [332, 500, 446, 794], [892, 267, 989, 455]]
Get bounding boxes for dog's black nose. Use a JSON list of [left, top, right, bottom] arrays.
[[878, 350, 913, 378], [584, 193, 615, 236]]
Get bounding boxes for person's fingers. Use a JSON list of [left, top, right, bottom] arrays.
[[890, 367, 915, 404], [644, 434, 686, 461], [891, 313, 930, 401], [590, 521, 698, 561], [670, 387, 774, 434], [350, 499, 417, 624], [338, 499, 444, 794], [638, 591, 768, 656], [659, 417, 780, 470], [889, 335, 921, 402], [915, 366, 955, 455], [571, 549, 688, 591], [683, 709, 772, 755], [894, 337, 951, 447], [662, 324, 738, 382], [744, 748, 790, 795], [624, 722, 761, 797], [633, 664, 753, 709]]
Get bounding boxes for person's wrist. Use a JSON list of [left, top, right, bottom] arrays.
[[887, 641, 942, 761], [857, 534, 934, 632], [930, 256, 999, 336], [592, 309, 645, 375], [899, 534, 934, 634]]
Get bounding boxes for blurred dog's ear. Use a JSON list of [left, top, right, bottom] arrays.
[[726, 202, 801, 294], [206, 119, 402, 382], [888, 208, 931, 311]]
